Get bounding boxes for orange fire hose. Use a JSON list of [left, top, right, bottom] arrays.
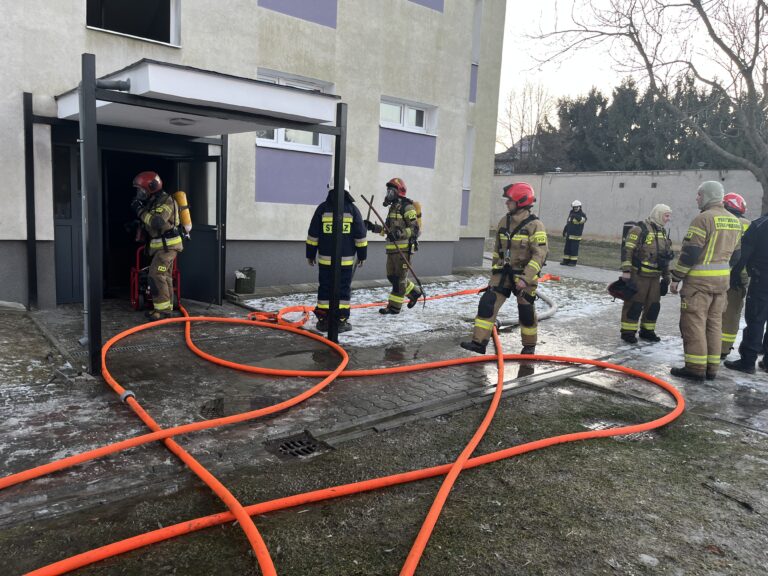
[[3, 282, 684, 575]]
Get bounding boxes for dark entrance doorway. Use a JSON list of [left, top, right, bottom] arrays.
[[52, 124, 224, 307], [102, 150, 223, 305]]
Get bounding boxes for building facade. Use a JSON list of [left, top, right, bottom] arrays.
[[1, 0, 505, 308]]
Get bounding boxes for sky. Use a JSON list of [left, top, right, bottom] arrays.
[[499, 1, 622, 122]]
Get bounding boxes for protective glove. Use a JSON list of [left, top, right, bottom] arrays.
[[659, 278, 670, 297], [730, 271, 743, 290], [130, 197, 145, 215], [307, 258, 315, 267], [364, 219, 378, 232]]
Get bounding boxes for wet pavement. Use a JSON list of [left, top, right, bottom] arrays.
[[1, 263, 766, 573]]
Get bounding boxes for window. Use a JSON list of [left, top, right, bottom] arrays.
[[87, 0, 181, 45], [380, 99, 434, 134], [255, 72, 332, 153]]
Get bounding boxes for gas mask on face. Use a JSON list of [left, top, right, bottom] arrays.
[[383, 187, 398, 206], [134, 187, 149, 201]]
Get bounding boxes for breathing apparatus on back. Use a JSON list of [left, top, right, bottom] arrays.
[[173, 190, 193, 239]]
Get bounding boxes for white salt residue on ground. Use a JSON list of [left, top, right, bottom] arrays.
[[244, 275, 613, 349]]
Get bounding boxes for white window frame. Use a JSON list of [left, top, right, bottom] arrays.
[[255, 71, 334, 155], [379, 97, 437, 135], [86, 0, 182, 47]]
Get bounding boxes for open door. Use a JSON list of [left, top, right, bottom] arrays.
[[175, 156, 223, 305]]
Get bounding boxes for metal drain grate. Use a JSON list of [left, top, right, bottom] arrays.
[[264, 430, 331, 460]]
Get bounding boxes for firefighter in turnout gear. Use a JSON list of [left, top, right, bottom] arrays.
[[461, 182, 548, 355], [364, 178, 422, 314], [131, 171, 183, 321], [669, 181, 742, 381], [720, 193, 750, 359], [619, 204, 674, 344], [306, 178, 367, 333], [560, 200, 587, 266], [724, 212, 768, 374]]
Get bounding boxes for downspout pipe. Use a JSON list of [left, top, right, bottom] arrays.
[[23, 92, 38, 310]]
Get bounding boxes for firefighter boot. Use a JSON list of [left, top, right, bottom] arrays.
[[315, 317, 329, 332], [145, 310, 171, 322], [406, 288, 423, 309], [723, 359, 756, 375], [379, 306, 400, 315], [638, 329, 661, 342], [337, 318, 352, 333], [521, 345, 536, 355], [460, 340, 487, 354], [621, 332, 638, 344], [670, 366, 705, 382]]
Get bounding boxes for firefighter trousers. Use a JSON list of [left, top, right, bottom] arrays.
[[385, 251, 421, 311], [471, 271, 537, 347], [621, 274, 661, 335], [721, 286, 747, 355], [679, 286, 727, 376], [563, 236, 581, 263], [737, 278, 768, 364], [315, 265, 353, 321], [148, 249, 178, 313]]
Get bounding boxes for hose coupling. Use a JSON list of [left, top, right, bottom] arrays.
[[120, 390, 136, 403]]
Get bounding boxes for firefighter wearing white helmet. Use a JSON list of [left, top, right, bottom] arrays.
[[560, 200, 587, 266], [305, 177, 367, 332], [461, 182, 548, 355]]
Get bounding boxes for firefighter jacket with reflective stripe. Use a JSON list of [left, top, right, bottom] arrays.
[[491, 208, 548, 286], [563, 210, 587, 239], [621, 219, 673, 279], [306, 191, 367, 267], [383, 198, 419, 254], [672, 203, 741, 291], [138, 191, 183, 253]]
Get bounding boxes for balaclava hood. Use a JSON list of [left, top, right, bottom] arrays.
[[649, 204, 671, 227], [697, 181, 724, 210]]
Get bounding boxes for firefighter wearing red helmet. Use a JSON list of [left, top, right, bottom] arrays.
[[364, 178, 423, 314], [461, 182, 548, 355], [131, 171, 183, 321], [720, 192, 750, 359]]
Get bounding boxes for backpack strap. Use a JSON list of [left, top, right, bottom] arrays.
[[505, 213, 538, 259]]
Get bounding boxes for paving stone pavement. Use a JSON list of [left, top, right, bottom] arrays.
[[1, 263, 765, 531]]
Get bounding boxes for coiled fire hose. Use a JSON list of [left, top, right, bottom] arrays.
[[1, 283, 684, 576]]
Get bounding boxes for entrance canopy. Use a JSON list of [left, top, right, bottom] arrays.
[[56, 59, 339, 137]]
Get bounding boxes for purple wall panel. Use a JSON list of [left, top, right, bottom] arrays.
[[461, 189, 470, 226], [378, 128, 436, 169], [409, 0, 444, 11], [258, 0, 337, 28], [255, 147, 332, 205], [469, 64, 479, 103]]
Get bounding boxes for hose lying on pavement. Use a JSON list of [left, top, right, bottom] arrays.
[[2, 282, 684, 576]]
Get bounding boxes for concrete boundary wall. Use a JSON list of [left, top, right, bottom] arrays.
[[491, 170, 764, 243]]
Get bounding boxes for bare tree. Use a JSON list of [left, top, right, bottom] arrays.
[[497, 82, 555, 165], [539, 0, 768, 212]]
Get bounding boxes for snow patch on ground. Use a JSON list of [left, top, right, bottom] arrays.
[[244, 275, 612, 349]]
